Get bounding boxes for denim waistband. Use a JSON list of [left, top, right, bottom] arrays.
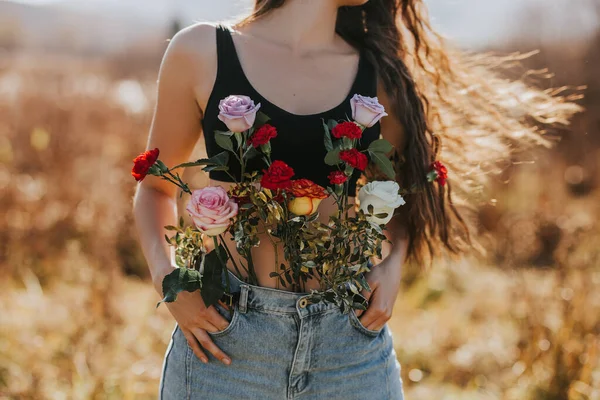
[[221, 268, 341, 316]]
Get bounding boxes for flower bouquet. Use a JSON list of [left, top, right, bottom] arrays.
[[132, 93, 447, 314]]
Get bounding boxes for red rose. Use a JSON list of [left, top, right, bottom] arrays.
[[328, 170, 348, 185], [248, 124, 278, 148], [331, 121, 363, 140], [260, 160, 295, 190], [131, 147, 160, 182], [431, 160, 448, 186], [339, 149, 368, 171]]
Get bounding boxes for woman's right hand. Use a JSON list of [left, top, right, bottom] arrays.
[[164, 289, 233, 366]]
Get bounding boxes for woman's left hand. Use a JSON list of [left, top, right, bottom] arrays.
[[354, 257, 403, 331]]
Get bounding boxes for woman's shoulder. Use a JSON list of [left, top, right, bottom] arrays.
[[165, 22, 219, 65]]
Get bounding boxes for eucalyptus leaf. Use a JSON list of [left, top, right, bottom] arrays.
[[203, 165, 230, 172], [368, 150, 396, 179], [324, 148, 341, 166], [215, 133, 234, 152], [255, 111, 271, 127], [323, 121, 333, 152], [327, 119, 338, 132], [367, 139, 394, 153]]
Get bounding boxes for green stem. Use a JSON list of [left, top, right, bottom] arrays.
[[260, 220, 281, 289], [211, 235, 231, 297], [218, 234, 243, 281]]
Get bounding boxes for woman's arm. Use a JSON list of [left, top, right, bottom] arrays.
[[355, 81, 409, 331], [132, 24, 232, 366]]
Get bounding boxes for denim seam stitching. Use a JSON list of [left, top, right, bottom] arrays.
[[158, 323, 178, 399], [185, 341, 192, 400], [249, 307, 338, 316], [287, 319, 305, 399]]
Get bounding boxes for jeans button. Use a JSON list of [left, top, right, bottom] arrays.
[[298, 298, 308, 308]]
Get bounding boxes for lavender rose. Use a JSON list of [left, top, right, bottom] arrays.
[[350, 94, 388, 128], [186, 186, 239, 236], [217, 95, 261, 133]]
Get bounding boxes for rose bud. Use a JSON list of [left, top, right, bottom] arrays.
[[287, 179, 329, 216], [358, 180, 405, 225], [350, 94, 388, 128], [186, 186, 239, 236], [217, 95, 261, 133]]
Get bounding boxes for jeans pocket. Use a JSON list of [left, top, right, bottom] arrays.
[[206, 301, 240, 338], [348, 307, 385, 337]]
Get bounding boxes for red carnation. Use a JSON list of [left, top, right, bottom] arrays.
[[248, 124, 278, 148], [331, 121, 363, 140], [328, 170, 348, 185], [131, 147, 160, 182], [430, 160, 448, 186], [260, 160, 295, 190], [339, 149, 368, 171]]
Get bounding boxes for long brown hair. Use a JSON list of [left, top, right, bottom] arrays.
[[237, 0, 582, 266]]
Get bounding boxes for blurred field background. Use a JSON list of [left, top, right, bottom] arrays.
[[0, 0, 599, 399]]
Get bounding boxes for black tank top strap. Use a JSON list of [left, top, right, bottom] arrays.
[[215, 24, 246, 82]]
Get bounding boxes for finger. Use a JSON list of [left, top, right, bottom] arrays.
[[358, 302, 383, 329], [193, 328, 232, 366], [205, 306, 231, 332], [181, 328, 208, 364], [365, 316, 388, 332]]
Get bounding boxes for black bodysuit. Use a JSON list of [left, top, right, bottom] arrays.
[[201, 24, 381, 195]]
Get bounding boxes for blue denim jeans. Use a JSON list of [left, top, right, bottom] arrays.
[[159, 268, 405, 399]]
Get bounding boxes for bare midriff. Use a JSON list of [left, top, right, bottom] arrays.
[[204, 178, 358, 293]]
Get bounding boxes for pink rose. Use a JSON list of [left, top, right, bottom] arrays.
[[217, 95, 261, 133], [186, 186, 238, 236], [350, 94, 388, 128]]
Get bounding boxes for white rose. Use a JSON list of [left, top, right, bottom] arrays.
[[358, 180, 405, 225]]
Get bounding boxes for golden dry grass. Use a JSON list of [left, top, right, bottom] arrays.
[[0, 50, 599, 399]]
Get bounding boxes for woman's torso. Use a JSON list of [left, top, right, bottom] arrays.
[[194, 23, 380, 292]]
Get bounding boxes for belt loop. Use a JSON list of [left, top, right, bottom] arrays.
[[238, 284, 249, 314]]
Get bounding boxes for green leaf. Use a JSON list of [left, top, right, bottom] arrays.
[[368, 150, 396, 180], [215, 132, 234, 152], [164, 225, 178, 231], [156, 268, 202, 308], [368, 139, 394, 153], [233, 132, 243, 148], [202, 165, 229, 172], [323, 121, 333, 152], [374, 212, 389, 218], [367, 204, 374, 214], [242, 146, 260, 160], [215, 130, 234, 137], [327, 119, 338, 132], [254, 111, 271, 128], [324, 148, 341, 166], [200, 244, 228, 307]]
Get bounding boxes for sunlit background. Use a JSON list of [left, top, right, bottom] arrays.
[[0, 0, 599, 399]]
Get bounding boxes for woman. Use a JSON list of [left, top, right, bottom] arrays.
[[133, 0, 578, 399]]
